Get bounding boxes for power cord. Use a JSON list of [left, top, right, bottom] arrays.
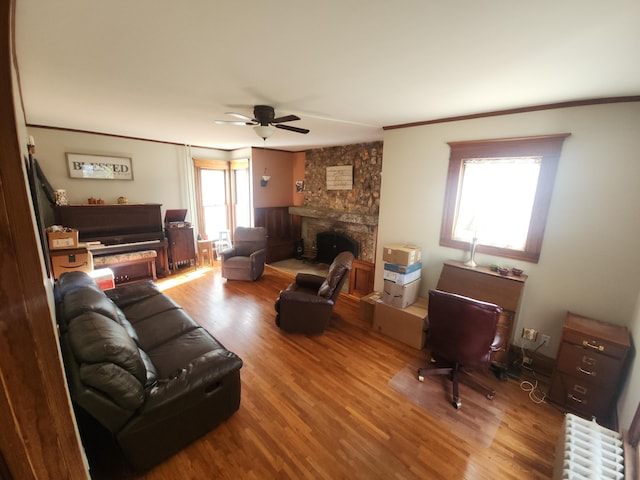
[[516, 343, 547, 404]]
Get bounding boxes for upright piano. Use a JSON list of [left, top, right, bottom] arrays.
[[54, 204, 170, 278]]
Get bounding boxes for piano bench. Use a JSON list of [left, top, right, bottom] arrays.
[[93, 250, 157, 285]]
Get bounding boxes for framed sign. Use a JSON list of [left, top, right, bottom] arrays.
[[66, 153, 133, 180], [326, 165, 353, 190]]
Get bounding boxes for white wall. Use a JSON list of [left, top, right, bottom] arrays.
[[377, 102, 640, 430], [618, 291, 640, 432], [29, 127, 194, 222]]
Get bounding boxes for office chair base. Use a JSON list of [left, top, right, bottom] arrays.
[[417, 365, 495, 409]]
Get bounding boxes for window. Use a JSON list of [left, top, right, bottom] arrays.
[[194, 158, 250, 240], [440, 134, 570, 263]]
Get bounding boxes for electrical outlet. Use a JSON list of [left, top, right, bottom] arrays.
[[522, 328, 538, 342], [541, 334, 551, 347]]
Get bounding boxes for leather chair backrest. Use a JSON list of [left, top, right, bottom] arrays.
[[233, 226, 267, 257], [318, 251, 354, 300], [427, 289, 502, 367]]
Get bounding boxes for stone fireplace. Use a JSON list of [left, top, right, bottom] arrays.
[[289, 141, 382, 264]]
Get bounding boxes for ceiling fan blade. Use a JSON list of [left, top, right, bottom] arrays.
[[225, 112, 254, 122], [215, 120, 254, 126], [272, 114, 300, 124], [276, 124, 310, 134]]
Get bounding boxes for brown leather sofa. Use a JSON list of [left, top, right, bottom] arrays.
[[274, 251, 354, 334], [55, 271, 243, 471]]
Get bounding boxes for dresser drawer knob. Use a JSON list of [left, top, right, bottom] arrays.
[[577, 367, 595, 376], [582, 340, 604, 351]]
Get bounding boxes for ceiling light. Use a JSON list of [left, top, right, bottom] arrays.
[[253, 125, 275, 140]]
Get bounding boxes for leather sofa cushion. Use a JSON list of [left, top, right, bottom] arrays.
[[120, 294, 182, 323], [62, 285, 121, 324], [68, 311, 147, 386], [146, 328, 231, 378], [130, 309, 199, 351], [56, 271, 98, 301], [139, 348, 159, 388], [106, 280, 161, 308], [79, 362, 145, 410]]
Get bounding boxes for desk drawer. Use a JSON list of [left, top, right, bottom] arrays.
[[563, 327, 628, 360], [548, 372, 613, 420], [556, 343, 622, 388]]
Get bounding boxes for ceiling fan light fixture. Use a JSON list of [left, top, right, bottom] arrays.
[[253, 125, 275, 140]]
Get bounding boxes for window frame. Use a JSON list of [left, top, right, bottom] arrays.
[[440, 134, 570, 263]]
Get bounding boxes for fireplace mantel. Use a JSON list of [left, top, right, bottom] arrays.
[[288, 206, 378, 226]]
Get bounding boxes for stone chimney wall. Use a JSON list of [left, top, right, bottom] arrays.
[[298, 141, 383, 263]]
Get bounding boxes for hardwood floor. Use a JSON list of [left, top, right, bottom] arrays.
[[84, 264, 565, 479]]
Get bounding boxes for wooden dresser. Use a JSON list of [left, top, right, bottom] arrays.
[[436, 261, 527, 375], [548, 312, 631, 428]]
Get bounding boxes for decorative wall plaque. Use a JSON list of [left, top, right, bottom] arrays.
[[326, 165, 352, 190], [66, 153, 133, 180]]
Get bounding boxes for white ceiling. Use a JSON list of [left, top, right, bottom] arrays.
[[15, 1, 640, 152]]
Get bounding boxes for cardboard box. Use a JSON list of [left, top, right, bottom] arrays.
[[382, 279, 420, 309], [382, 244, 421, 266], [89, 268, 115, 290], [47, 229, 79, 250], [359, 291, 381, 324], [50, 248, 92, 280], [383, 262, 422, 285], [372, 297, 428, 349]]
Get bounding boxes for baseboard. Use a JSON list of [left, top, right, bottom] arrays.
[[507, 344, 555, 379]]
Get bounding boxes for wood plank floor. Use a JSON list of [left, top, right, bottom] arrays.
[[83, 264, 565, 480]]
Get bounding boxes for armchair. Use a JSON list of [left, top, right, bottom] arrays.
[[418, 289, 502, 409], [274, 251, 354, 334], [220, 227, 268, 281]]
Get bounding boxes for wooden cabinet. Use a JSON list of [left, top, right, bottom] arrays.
[[436, 261, 527, 373], [548, 312, 631, 428], [254, 206, 301, 263], [349, 259, 375, 297], [166, 227, 196, 269]]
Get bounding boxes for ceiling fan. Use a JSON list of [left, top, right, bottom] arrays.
[[215, 105, 310, 139]]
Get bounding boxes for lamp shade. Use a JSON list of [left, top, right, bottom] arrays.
[[253, 125, 275, 139]]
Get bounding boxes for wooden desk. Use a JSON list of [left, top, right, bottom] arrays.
[[436, 261, 527, 374]]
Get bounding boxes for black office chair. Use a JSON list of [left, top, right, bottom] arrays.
[[418, 289, 502, 409]]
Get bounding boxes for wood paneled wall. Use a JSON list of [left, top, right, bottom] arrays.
[[254, 206, 301, 263]]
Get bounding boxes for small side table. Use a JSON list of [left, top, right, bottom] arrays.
[[197, 239, 214, 267]]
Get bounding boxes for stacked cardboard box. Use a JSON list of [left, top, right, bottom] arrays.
[[381, 244, 422, 308], [372, 296, 428, 349]]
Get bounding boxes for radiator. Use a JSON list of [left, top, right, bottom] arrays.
[[553, 413, 625, 479]]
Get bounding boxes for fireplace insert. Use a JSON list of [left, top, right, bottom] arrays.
[[315, 231, 359, 264]]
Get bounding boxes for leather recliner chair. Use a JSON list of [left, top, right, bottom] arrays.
[[274, 251, 354, 334], [418, 289, 502, 409], [220, 226, 268, 281]]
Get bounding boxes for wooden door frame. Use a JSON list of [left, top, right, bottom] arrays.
[[0, 0, 88, 477]]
